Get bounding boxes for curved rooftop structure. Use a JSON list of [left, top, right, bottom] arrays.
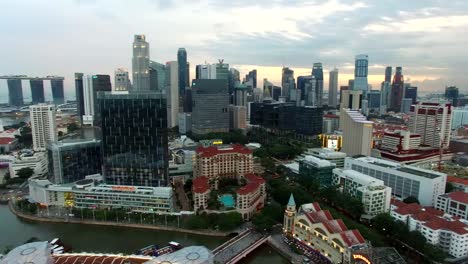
[[147, 246, 213, 264]]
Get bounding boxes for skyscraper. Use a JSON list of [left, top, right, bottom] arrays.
[[191, 79, 229, 135], [165, 61, 179, 128], [97, 91, 169, 186], [75, 73, 85, 124], [408, 102, 452, 148], [385, 66, 392, 83], [177, 48, 188, 96], [281, 67, 294, 99], [82, 74, 112, 125], [445, 86, 459, 106], [297, 75, 312, 101], [404, 85, 418, 104], [114, 68, 131, 91], [30, 79, 45, 104], [340, 90, 363, 111], [245, 70, 257, 88], [149, 61, 166, 91], [328, 68, 338, 107], [311, 63, 324, 106], [7, 79, 23, 107], [354, 54, 368, 93], [215, 60, 229, 81], [132, 34, 150, 91], [380, 81, 391, 111], [340, 109, 373, 156], [390, 66, 404, 111], [30, 104, 57, 151], [50, 79, 65, 105]]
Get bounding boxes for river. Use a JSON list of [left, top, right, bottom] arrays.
[[0, 205, 288, 263]]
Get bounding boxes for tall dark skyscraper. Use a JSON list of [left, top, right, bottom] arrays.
[[297, 75, 312, 101], [177, 48, 188, 95], [445, 86, 459, 106], [244, 69, 257, 88], [51, 79, 65, 105], [97, 91, 169, 187], [191, 79, 229, 135], [390, 67, 404, 111], [7, 79, 23, 107], [404, 85, 418, 104], [385, 66, 392, 82], [30, 79, 45, 104], [281, 67, 294, 99], [311, 63, 324, 106], [75, 73, 85, 123]]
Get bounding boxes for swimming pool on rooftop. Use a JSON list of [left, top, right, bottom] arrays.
[[220, 194, 235, 208]]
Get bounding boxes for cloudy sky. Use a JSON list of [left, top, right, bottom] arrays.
[[0, 0, 467, 101]]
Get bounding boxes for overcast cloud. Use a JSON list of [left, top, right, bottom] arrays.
[[0, 0, 467, 101]]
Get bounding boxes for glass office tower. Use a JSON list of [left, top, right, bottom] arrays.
[[97, 91, 169, 187], [47, 139, 102, 184]]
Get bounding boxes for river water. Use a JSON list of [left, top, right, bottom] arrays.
[[0, 205, 288, 263]]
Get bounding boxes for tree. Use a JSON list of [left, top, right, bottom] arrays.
[[218, 212, 243, 231], [67, 122, 79, 133], [445, 182, 455, 193], [17, 167, 34, 180], [252, 212, 276, 232], [183, 179, 193, 193], [403, 196, 420, 204]]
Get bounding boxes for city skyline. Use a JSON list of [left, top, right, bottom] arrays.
[[1, 0, 468, 101]]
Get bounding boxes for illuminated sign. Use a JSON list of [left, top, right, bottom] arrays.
[[320, 134, 342, 150], [327, 139, 338, 150], [112, 186, 136, 192], [353, 254, 371, 264], [212, 140, 223, 145]]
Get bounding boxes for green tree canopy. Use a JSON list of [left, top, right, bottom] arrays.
[[17, 167, 34, 180]]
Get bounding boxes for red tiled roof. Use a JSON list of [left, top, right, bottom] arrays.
[[339, 230, 366, 247], [391, 198, 407, 209], [394, 202, 444, 218], [196, 144, 252, 158], [323, 114, 339, 119], [0, 137, 16, 145], [237, 182, 260, 195], [322, 219, 348, 234], [393, 203, 422, 215], [447, 176, 468, 186], [423, 218, 468, 235], [447, 191, 468, 204], [244, 173, 265, 185], [53, 254, 150, 264], [305, 210, 334, 224], [311, 202, 321, 212], [192, 176, 210, 194]]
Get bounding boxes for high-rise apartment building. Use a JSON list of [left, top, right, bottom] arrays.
[[132, 34, 150, 91], [452, 106, 468, 129], [82, 74, 112, 125], [177, 48, 188, 96], [47, 139, 102, 184], [408, 102, 452, 148], [30, 104, 57, 151], [97, 91, 169, 187], [340, 109, 373, 156], [75, 73, 85, 124], [367, 90, 381, 110], [328, 68, 338, 107], [354, 54, 369, 93], [114, 68, 131, 91], [390, 66, 404, 111], [281, 67, 294, 99], [165, 61, 179, 128], [191, 79, 229, 135]]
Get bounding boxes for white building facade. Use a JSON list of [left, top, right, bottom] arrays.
[[166, 61, 179, 128], [132, 34, 150, 91], [30, 104, 57, 151], [344, 157, 446, 206], [340, 109, 373, 156]]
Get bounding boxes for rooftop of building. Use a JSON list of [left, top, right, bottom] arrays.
[[195, 144, 252, 158], [192, 176, 210, 194], [391, 201, 468, 235], [306, 148, 347, 159], [336, 169, 384, 186], [447, 176, 468, 186], [440, 191, 468, 204], [352, 157, 446, 179], [343, 109, 374, 124], [300, 155, 335, 168], [0, 137, 16, 144], [237, 173, 265, 195]]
